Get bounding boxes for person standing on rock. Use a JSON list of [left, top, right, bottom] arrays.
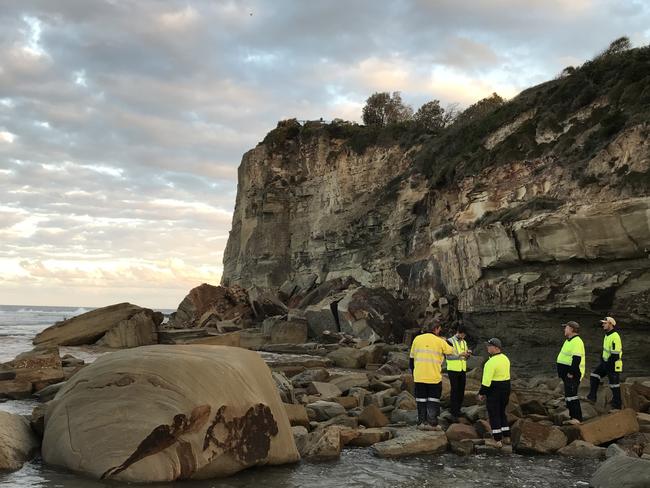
[[556, 321, 585, 424], [477, 338, 511, 448], [409, 320, 454, 430], [446, 324, 471, 421], [587, 316, 623, 410]]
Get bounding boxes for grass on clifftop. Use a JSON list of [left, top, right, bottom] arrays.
[[261, 45, 650, 189]]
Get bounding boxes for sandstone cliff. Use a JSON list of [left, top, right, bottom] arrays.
[[223, 47, 650, 372]]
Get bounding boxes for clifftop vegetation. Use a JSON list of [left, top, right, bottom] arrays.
[[261, 38, 650, 189]]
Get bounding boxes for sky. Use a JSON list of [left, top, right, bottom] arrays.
[[1, 1, 649, 309]]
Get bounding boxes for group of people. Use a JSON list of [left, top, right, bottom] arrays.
[[409, 315, 624, 448]]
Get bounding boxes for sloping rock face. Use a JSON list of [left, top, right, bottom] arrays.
[[33, 303, 163, 347], [42, 345, 299, 482], [167, 283, 253, 329], [223, 107, 650, 372]]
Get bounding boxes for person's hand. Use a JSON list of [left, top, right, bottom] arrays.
[[477, 394, 486, 402]]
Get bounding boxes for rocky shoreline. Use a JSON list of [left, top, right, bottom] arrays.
[[1, 283, 649, 486]]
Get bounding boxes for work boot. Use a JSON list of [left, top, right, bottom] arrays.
[[426, 402, 440, 427], [502, 437, 511, 445], [587, 376, 599, 402]]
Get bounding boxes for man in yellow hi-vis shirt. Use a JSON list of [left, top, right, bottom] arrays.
[[409, 321, 454, 430], [556, 321, 585, 424], [587, 316, 623, 409]]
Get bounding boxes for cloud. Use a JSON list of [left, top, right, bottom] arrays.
[[1, 0, 649, 307]]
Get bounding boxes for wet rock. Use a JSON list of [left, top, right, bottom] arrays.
[[326, 348, 368, 369], [0, 411, 39, 472], [579, 408, 640, 446], [606, 443, 629, 458], [450, 438, 475, 456], [167, 284, 252, 329], [0, 364, 16, 381], [590, 455, 650, 488], [34, 303, 158, 346], [6, 347, 64, 393], [291, 426, 308, 455], [33, 381, 65, 402], [349, 428, 392, 447], [371, 429, 448, 458], [391, 409, 418, 425], [512, 419, 567, 454], [30, 403, 48, 438], [0, 379, 33, 399], [301, 427, 341, 461], [558, 440, 606, 459], [306, 401, 346, 421], [41, 345, 299, 482]]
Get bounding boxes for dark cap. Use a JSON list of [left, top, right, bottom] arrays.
[[562, 321, 580, 332], [486, 337, 503, 348]]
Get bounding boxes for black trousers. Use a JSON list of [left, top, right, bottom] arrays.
[[448, 370, 466, 416], [562, 374, 583, 421], [485, 381, 511, 441], [589, 360, 621, 408], [415, 382, 442, 425]]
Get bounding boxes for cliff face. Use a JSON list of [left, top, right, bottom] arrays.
[[223, 50, 650, 372]]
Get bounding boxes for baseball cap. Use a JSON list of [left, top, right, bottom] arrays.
[[562, 321, 580, 332], [486, 337, 503, 348], [600, 316, 616, 326]]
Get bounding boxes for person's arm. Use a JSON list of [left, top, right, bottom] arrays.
[[608, 339, 620, 369], [478, 359, 494, 396], [409, 357, 414, 373], [569, 355, 581, 378]]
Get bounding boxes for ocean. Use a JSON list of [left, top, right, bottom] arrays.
[[0, 305, 92, 363]]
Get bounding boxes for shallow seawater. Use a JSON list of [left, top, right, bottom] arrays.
[[0, 450, 597, 488]]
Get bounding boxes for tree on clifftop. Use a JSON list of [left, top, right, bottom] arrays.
[[414, 100, 459, 133], [454, 92, 505, 125], [362, 91, 413, 127], [595, 36, 632, 59]]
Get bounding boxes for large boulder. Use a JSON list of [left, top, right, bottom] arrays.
[[590, 455, 650, 488], [558, 440, 606, 459], [33, 303, 161, 347], [579, 408, 640, 445], [97, 310, 160, 348], [512, 419, 567, 454], [167, 284, 252, 329], [0, 411, 39, 472], [42, 345, 299, 482], [337, 286, 413, 342]]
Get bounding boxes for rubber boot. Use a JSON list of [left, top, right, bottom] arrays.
[[426, 401, 440, 426], [611, 387, 622, 409], [417, 402, 427, 425]]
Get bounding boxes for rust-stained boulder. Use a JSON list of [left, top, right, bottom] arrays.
[[0, 411, 39, 472], [33, 303, 160, 347], [42, 345, 298, 482], [167, 284, 253, 329]]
